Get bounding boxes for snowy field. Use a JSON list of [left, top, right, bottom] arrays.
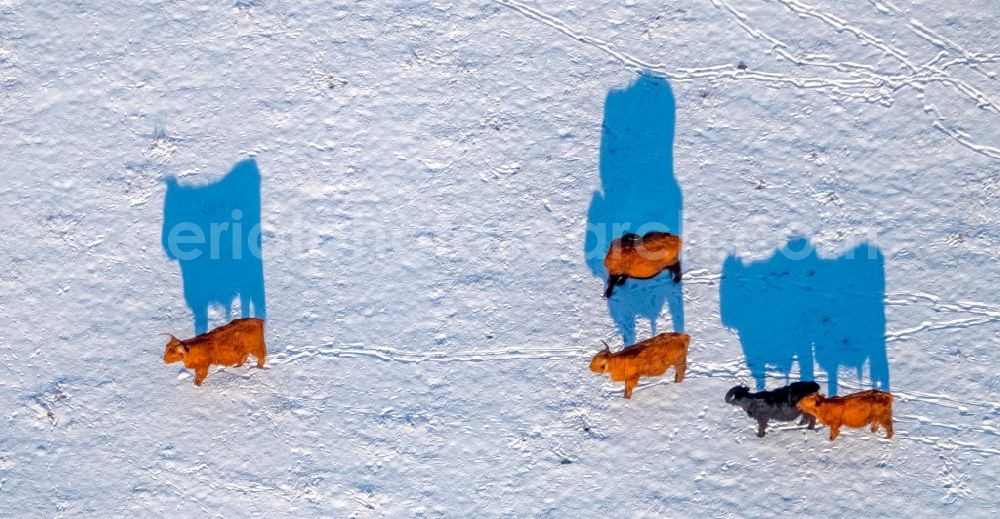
[[2, 0, 999, 516]]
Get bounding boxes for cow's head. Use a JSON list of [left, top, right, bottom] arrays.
[[725, 385, 751, 404], [791, 381, 821, 399], [589, 345, 612, 374], [620, 233, 642, 247], [162, 334, 189, 364], [796, 393, 824, 414]]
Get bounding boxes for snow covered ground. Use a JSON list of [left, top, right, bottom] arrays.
[[2, 0, 999, 516]]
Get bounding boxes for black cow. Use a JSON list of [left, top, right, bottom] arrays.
[[725, 381, 820, 437]]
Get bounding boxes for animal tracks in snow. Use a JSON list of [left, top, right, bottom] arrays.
[[492, 0, 1000, 159], [885, 291, 1000, 343], [272, 342, 593, 366], [264, 288, 1000, 459]]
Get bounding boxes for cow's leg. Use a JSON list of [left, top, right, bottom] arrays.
[[605, 275, 625, 298], [194, 366, 209, 386], [871, 421, 880, 433], [757, 418, 768, 438], [884, 417, 894, 439], [232, 333, 247, 367], [674, 361, 686, 383], [623, 377, 639, 399], [255, 342, 267, 368], [829, 424, 840, 441], [667, 261, 682, 283], [804, 414, 816, 430]]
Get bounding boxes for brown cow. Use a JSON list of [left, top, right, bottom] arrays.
[[589, 332, 690, 398], [162, 318, 267, 386], [796, 390, 894, 441], [604, 232, 682, 298]]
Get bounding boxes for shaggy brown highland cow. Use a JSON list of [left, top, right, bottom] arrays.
[[163, 318, 267, 386], [589, 332, 690, 398]]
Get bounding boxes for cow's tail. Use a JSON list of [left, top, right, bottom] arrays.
[[254, 319, 267, 368], [877, 391, 895, 438], [873, 390, 894, 422]]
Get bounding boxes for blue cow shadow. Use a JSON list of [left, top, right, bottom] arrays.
[[162, 159, 266, 335], [720, 237, 889, 395], [584, 72, 683, 343]]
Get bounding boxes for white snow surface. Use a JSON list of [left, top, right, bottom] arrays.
[[2, 0, 999, 516]]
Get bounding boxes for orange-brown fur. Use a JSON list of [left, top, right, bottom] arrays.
[[162, 318, 267, 386], [604, 232, 682, 297], [796, 390, 894, 441], [589, 332, 690, 398]]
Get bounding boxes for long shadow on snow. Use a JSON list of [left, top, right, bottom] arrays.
[[162, 159, 266, 335], [585, 72, 683, 344], [720, 237, 889, 395]]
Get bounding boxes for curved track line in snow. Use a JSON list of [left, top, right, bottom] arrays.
[[491, 0, 1000, 160], [894, 433, 1000, 456], [270, 343, 594, 366], [887, 316, 999, 343], [265, 293, 999, 396], [766, 0, 917, 70], [492, 0, 901, 98], [897, 414, 1000, 438], [257, 342, 1000, 456], [886, 291, 1000, 341], [490, 0, 660, 72], [867, 0, 1000, 79], [719, 0, 1000, 156], [929, 112, 1000, 159], [718, 0, 1000, 114], [269, 340, 998, 412], [887, 292, 1000, 316]]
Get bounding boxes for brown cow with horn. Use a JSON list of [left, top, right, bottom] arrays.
[[589, 332, 690, 399], [162, 318, 267, 386]]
